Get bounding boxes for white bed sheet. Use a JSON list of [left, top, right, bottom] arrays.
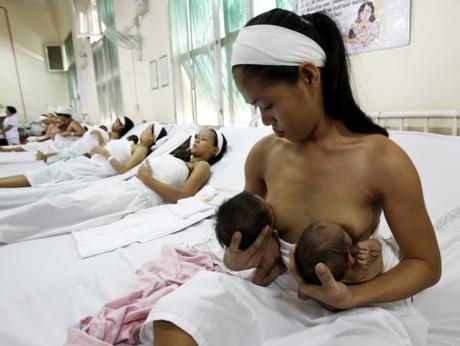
[[0, 129, 459, 346]]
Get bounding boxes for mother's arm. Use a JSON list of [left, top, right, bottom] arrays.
[[292, 142, 441, 309], [92, 145, 147, 174], [223, 138, 283, 285], [137, 160, 210, 203]]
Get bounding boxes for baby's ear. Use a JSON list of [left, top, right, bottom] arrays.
[[347, 251, 356, 267]]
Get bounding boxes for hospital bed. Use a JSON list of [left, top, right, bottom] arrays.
[[0, 122, 199, 211], [0, 123, 459, 345]]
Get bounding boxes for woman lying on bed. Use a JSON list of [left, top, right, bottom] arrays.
[[0, 123, 166, 188], [0, 128, 227, 243], [0, 116, 134, 164], [35, 116, 138, 163], [149, 9, 441, 346]]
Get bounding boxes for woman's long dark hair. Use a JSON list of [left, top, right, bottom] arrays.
[[233, 9, 387, 137], [119, 116, 134, 138]]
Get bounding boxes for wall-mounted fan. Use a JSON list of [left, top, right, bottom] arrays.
[[103, 25, 142, 61]]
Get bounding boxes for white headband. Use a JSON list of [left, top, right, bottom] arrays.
[[213, 129, 224, 156], [118, 116, 126, 126], [231, 24, 326, 67]]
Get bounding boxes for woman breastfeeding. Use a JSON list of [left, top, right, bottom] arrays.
[[0, 123, 165, 188], [0, 128, 227, 242], [148, 9, 441, 346], [36, 115, 135, 163]]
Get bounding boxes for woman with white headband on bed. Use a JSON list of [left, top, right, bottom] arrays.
[[0, 115, 133, 163], [150, 9, 440, 346], [33, 115, 134, 163], [35, 115, 135, 162], [0, 123, 166, 188], [0, 128, 227, 242]]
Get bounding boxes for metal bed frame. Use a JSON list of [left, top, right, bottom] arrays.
[[249, 110, 460, 136]]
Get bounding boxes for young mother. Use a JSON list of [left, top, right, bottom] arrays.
[[149, 9, 440, 346]]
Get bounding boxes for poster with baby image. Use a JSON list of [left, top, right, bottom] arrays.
[[296, 0, 411, 54]]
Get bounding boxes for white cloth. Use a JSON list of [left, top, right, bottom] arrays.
[[25, 156, 114, 186], [166, 197, 213, 219], [0, 129, 197, 211], [21, 134, 77, 153], [0, 154, 190, 243], [3, 114, 20, 143], [0, 151, 37, 163], [73, 202, 214, 258], [90, 138, 132, 166], [25, 139, 132, 186], [62, 127, 109, 155], [231, 24, 326, 67], [141, 270, 427, 346], [141, 235, 421, 346], [371, 233, 401, 272], [55, 104, 72, 115]]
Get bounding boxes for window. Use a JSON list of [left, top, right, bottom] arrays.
[[90, 0, 124, 124], [64, 33, 83, 122], [169, 0, 294, 126]]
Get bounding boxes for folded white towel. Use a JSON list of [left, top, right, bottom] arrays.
[[167, 197, 213, 219]]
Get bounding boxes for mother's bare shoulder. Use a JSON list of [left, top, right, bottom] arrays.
[[363, 134, 418, 185]]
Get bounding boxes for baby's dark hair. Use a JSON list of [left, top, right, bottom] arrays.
[[215, 192, 272, 250], [295, 222, 349, 285], [126, 134, 139, 145], [119, 116, 134, 138]]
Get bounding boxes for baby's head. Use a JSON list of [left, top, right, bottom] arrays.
[[215, 192, 274, 250], [294, 222, 353, 285]]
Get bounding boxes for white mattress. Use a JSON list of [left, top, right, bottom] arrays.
[[0, 129, 459, 345]]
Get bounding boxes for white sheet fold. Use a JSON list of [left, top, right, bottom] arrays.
[[73, 198, 214, 258]]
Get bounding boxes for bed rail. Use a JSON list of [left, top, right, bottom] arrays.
[[249, 110, 460, 135], [370, 110, 459, 136]]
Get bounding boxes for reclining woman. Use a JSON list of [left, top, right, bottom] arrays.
[[0, 116, 134, 163], [0, 123, 165, 188], [0, 128, 227, 243], [146, 9, 440, 346]]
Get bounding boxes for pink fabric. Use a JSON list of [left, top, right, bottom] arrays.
[[65, 247, 227, 345]]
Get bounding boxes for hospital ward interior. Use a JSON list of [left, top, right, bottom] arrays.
[[1, 0, 460, 345]]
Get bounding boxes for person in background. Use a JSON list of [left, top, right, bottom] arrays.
[[0, 106, 20, 145], [110, 116, 135, 140]]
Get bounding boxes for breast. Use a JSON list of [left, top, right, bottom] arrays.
[[264, 143, 381, 243]]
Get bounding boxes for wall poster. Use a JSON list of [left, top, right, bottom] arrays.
[[296, 0, 411, 54]]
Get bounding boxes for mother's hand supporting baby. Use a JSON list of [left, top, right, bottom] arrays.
[[224, 226, 284, 286], [289, 245, 354, 310]]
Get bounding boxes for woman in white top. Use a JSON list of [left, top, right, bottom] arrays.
[[0, 124, 166, 188], [0, 128, 228, 243], [1, 106, 20, 145]]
